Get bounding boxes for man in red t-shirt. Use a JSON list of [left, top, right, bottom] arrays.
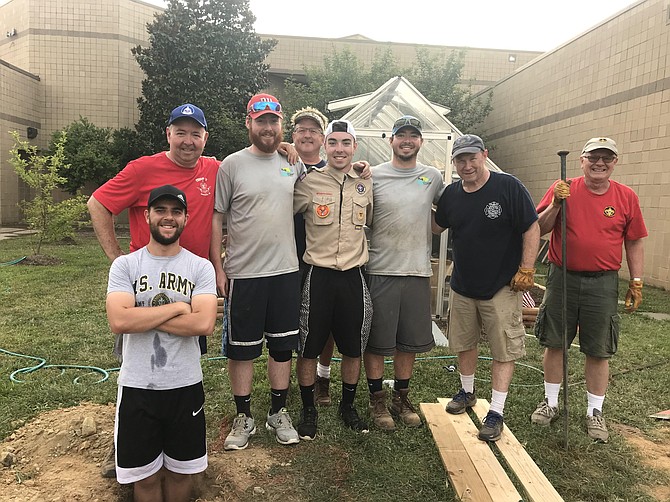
[[531, 137, 648, 442]]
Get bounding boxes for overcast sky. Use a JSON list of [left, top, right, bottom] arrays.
[[249, 0, 639, 52], [0, 0, 640, 52]]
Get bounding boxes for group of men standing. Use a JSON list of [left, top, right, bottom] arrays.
[[89, 94, 647, 501]]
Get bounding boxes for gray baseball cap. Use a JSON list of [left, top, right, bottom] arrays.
[[452, 134, 485, 160]]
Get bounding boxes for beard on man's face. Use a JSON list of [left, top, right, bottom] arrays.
[[150, 221, 184, 245], [249, 128, 282, 154]]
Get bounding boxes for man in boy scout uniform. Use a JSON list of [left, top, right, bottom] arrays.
[[293, 120, 373, 439]]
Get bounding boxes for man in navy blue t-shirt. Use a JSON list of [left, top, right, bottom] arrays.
[[432, 134, 539, 442]]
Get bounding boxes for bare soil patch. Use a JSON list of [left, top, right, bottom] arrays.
[[0, 403, 303, 502], [18, 254, 63, 266], [612, 421, 670, 502]]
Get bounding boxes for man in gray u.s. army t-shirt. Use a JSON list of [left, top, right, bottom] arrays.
[[107, 247, 216, 390]]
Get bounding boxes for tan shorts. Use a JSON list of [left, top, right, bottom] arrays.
[[447, 286, 526, 363]]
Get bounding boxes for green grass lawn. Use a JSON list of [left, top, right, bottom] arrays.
[[1, 234, 669, 501]]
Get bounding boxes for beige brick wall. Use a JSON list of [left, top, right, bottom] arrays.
[[0, 61, 42, 224], [481, 0, 669, 288]]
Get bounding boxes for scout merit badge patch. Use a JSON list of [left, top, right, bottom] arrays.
[[355, 183, 366, 194], [316, 204, 330, 218]]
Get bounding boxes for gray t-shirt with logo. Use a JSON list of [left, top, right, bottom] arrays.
[[107, 247, 216, 390], [366, 161, 445, 276], [214, 148, 306, 278]]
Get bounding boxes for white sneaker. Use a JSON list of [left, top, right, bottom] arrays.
[[224, 413, 256, 450]]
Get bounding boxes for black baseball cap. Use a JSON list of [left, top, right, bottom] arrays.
[[147, 185, 187, 210]]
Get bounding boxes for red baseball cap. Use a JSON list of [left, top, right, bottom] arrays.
[[247, 93, 283, 119]]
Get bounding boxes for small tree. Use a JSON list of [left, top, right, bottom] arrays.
[[8, 131, 88, 255]]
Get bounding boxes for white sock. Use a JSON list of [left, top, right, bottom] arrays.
[[460, 373, 475, 394], [317, 363, 331, 379], [489, 390, 508, 416], [587, 391, 605, 416], [544, 382, 561, 408]]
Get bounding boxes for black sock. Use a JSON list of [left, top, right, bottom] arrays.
[[270, 388, 288, 414], [394, 378, 410, 391], [234, 394, 251, 417], [300, 384, 315, 408], [342, 382, 357, 406], [367, 378, 383, 394]]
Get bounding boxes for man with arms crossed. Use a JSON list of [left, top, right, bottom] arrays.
[[106, 185, 217, 501]]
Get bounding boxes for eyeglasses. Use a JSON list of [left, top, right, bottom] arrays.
[[294, 127, 322, 135], [393, 117, 422, 129], [583, 155, 616, 164], [248, 101, 282, 114]]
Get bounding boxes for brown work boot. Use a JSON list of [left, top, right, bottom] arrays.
[[369, 390, 396, 431], [315, 376, 331, 406], [390, 388, 422, 427]]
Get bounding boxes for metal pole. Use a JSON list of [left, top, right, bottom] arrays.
[[557, 150, 569, 450]]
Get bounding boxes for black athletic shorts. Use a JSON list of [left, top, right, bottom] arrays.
[[224, 271, 300, 360], [115, 382, 207, 484], [299, 265, 372, 358]]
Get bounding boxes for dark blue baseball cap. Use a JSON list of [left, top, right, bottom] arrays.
[[167, 104, 207, 129]]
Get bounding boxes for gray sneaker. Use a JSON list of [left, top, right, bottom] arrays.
[[586, 409, 609, 442], [446, 388, 477, 415], [478, 411, 504, 442], [224, 413, 256, 451], [265, 408, 300, 445], [531, 398, 559, 426]]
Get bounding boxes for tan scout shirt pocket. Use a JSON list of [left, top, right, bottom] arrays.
[[312, 195, 335, 225], [352, 198, 367, 228]]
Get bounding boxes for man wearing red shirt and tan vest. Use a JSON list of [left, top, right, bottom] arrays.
[[531, 137, 648, 442]]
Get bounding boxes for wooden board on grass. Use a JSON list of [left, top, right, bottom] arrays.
[[420, 402, 522, 502], [468, 399, 564, 502]]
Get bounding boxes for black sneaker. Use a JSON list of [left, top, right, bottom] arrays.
[[446, 388, 477, 415], [478, 411, 504, 442], [297, 406, 318, 440], [338, 402, 370, 433]]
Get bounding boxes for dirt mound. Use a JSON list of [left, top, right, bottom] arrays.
[[0, 403, 291, 502]]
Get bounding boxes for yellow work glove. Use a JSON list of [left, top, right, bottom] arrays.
[[510, 267, 535, 292], [624, 279, 643, 313], [552, 180, 571, 208]]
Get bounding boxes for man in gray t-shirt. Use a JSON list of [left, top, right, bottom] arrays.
[[210, 94, 304, 450], [106, 185, 217, 498], [363, 116, 445, 431]]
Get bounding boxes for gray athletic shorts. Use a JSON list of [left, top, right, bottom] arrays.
[[365, 275, 435, 356], [447, 286, 526, 363], [534, 264, 620, 358]]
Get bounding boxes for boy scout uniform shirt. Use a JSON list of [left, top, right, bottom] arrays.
[[294, 164, 373, 271]]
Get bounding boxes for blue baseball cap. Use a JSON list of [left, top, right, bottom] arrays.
[[167, 104, 207, 129]]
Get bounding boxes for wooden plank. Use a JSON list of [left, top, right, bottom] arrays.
[[422, 403, 494, 502], [421, 402, 522, 502], [470, 400, 564, 502]]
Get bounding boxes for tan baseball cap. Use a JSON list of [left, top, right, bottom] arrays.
[[582, 137, 618, 155]]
